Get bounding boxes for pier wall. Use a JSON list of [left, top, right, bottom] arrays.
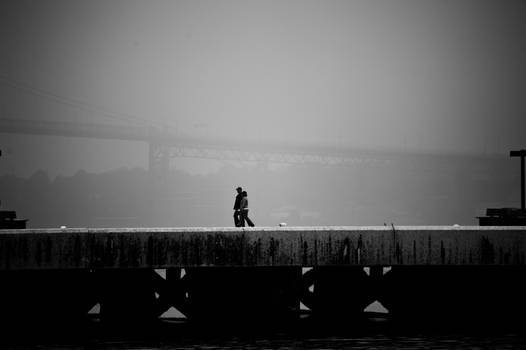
[[1, 226, 526, 334], [1, 226, 525, 270]]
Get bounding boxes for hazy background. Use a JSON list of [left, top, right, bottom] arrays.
[[0, 0, 525, 228]]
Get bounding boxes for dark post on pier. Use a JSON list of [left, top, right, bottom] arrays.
[[510, 149, 526, 210]]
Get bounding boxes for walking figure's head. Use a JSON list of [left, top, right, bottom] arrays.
[[236, 186, 242, 194], [242, 191, 248, 197]]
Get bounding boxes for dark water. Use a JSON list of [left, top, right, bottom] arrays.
[[85, 335, 525, 350], [2, 317, 525, 349], [5, 336, 525, 349], [4, 333, 526, 349]]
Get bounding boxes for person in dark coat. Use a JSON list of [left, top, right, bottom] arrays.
[[233, 186, 243, 227], [239, 191, 255, 227]]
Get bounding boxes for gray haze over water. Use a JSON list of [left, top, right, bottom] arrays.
[[0, 0, 525, 227]]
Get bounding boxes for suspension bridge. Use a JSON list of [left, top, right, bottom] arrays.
[[0, 75, 404, 178]]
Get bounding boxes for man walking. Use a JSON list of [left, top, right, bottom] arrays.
[[233, 186, 243, 227]]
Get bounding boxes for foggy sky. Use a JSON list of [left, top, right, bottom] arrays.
[[1, 0, 525, 176]]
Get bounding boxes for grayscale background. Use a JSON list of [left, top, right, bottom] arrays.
[[1, 0, 525, 228]]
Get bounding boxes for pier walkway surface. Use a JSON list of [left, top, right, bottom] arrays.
[[1, 226, 525, 269]]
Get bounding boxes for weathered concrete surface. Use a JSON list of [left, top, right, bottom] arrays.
[[0, 226, 525, 270]]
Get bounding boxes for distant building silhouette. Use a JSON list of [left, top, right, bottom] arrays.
[[478, 150, 526, 226], [0, 210, 27, 229], [0, 149, 27, 229]]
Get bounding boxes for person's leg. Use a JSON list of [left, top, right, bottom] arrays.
[[233, 210, 240, 227], [240, 210, 246, 227], [246, 213, 254, 227]]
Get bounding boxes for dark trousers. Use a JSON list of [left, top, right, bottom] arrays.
[[240, 209, 254, 227], [233, 210, 241, 227]]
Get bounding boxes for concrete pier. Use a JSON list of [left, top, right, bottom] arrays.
[[1, 226, 525, 270], [1, 226, 526, 335]]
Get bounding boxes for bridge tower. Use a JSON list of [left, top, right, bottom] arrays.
[[148, 142, 170, 181]]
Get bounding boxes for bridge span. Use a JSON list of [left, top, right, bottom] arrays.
[[1, 226, 525, 334], [0, 118, 400, 180]]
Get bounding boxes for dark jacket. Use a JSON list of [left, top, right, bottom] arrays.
[[233, 193, 243, 210]]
